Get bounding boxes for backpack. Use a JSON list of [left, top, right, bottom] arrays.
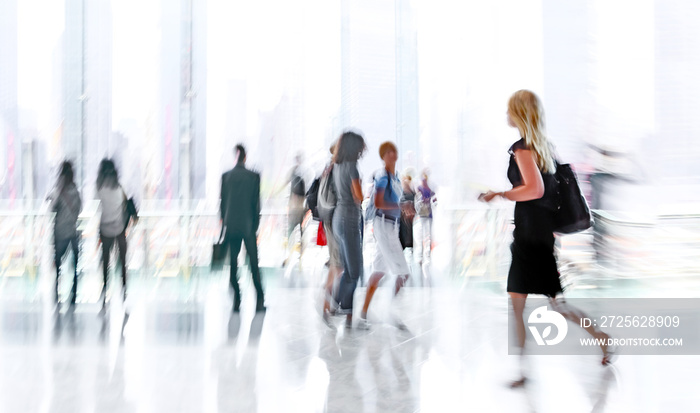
[[291, 172, 306, 196], [305, 177, 321, 220], [317, 165, 337, 223], [364, 170, 394, 222]]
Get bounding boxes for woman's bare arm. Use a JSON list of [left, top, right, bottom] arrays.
[[374, 189, 399, 210], [480, 149, 545, 202], [506, 149, 545, 201], [351, 178, 363, 203]]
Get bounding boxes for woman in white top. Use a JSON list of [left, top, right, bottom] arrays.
[[96, 159, 128, 310]]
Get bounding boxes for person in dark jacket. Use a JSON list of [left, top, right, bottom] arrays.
[[220, 144, 265, 312], [47, 161, 82, 309]]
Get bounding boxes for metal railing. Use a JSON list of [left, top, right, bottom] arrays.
[[2, 201, 700, 294], [443, 205, 700, 283], [0, 200, 290, 281]]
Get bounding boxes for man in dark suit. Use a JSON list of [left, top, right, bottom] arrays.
[[220, 144, 265, 312]]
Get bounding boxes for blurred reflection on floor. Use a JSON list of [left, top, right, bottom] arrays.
[[0, 267, 699, 413]]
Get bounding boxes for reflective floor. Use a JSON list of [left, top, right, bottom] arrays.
[[1, 264, 699, 413]]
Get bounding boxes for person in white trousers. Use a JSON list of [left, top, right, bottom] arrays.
[[358, 141, 411, 330]]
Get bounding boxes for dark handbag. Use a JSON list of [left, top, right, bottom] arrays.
[[553, 162, 593, 234], [122, 190, 139, 232], [126, 198, 138, 220], [305, 177, 321, 220], [211, 222, 228, 271], [399, 215, 414, 249]]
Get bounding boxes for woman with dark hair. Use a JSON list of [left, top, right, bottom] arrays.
[[96, 159, 130, 311], [330, 130, 366, 328], [321, 140, 344, 327], [47, 161, 82, 309]]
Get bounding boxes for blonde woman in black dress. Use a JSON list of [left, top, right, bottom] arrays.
[[480, 90, 613, 388]]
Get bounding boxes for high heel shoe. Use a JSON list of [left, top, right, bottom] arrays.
[[509, 377, 527, 389], [602, 343, 617, 366], [598, 332, 617, 365], [322, 309, 336, 329], [325, 294, 349, 317]]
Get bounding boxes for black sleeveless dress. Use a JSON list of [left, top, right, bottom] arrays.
[[506, 139, 563, 297]]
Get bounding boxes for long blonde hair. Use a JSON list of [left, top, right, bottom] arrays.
[[507, 90, 556, 174]]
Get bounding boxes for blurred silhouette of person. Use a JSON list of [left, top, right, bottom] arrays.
[[47, 161, 82, 310], [480, 90, 613, 388], [416, 169, 436, 263], [283, 153, 308, 267], [587, 144, 642, 266], [321, 140, 344, 328], [318, 330, 363, 412], [399, 168, 416, 256], [358, 142, 411, 330], [220, 144, 266, 312], [331, 131, 366, 328], [96, 159, 131, 313]]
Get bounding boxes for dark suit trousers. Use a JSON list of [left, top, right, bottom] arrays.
[[228, 231, 264, 304], [100, 230, 128, 302], [54, 235, 80, 304]]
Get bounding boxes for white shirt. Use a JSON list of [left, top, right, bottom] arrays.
[[98, 186, 126, 237]]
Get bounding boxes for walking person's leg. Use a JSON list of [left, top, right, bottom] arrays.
[[54, 238, 70, 305], [359, 217, 389, 326], [386, 219, 411, 297], [284, 208, 303, 267], [299, 211, 306, 265], [418, 218, 426, 263], [509, 292, 528, 387], [335, 228, 362, 311], [116, 231, 128, 302], [510, 292, 527, 349], [377, 218, 411, 329], [243, 232, 265, 311], [324, 267, 342, 305], [424, 218, 433, 261], [322, 222, 343, 324], [359, 272, 385, 324], [100, 234, 115, 310], [548, 295, 614, 365], [334, 210, 363, 327], [328, 215, 350, 316], [228, 232, 243, 311], [284, 213, 294, 266], [322, 266, 342, 325], [69, 236, 79, 305], [400, 216, 415, 264]]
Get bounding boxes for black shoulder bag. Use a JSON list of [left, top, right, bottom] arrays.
[[122, 189, 139, 232], [553, 161, 593, 234]]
